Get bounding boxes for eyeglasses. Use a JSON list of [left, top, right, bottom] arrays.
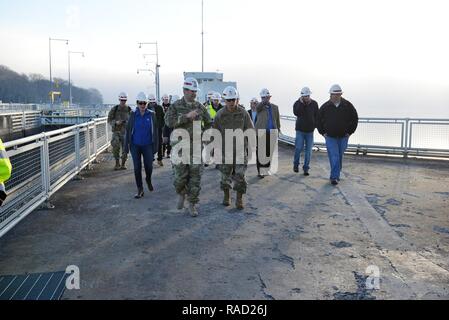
[[225, 99, 236, 103], [137, 102, 147, 105]]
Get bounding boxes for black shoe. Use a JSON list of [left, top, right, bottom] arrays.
[[135, 190, 144, 199], [331, 180, 339, 186], [258, 174, 265, 179], [304, 171, 310, 176], [293, 166, 299, 173], [146, 178, 154, 192], [204, 164, 209, 167]]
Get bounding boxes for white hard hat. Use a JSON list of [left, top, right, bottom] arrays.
[[207, 91, 215, 98], [212, 92, 221, 100], [136, 92, 147, 102], [260, 88, 271, 98], [329, 84, 343, 95], [250, 97, 259, 103], [148, 94, 157, 103], [222, 86, 239, 100], [118, 92, 128, 100], [183, 77, 199, 91], [162, 94, 169, 100], [301, 87, 312, 97]]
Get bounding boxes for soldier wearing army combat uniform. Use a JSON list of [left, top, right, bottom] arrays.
[[213, 87, 254, 210], [108, 92, 132, 170], [165, 78, 212, 217]]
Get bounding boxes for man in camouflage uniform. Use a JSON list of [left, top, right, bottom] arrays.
[[213, 86, 254, 210], [108, 92, 132, 170], [165, 78, 212, 217]]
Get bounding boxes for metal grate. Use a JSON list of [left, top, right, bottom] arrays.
[[0, 271, 69, 300]]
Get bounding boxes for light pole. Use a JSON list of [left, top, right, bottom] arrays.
[[202, 0, 204, 72], [68, 51, 85, 106], [49, 37, 69, 106], [137, 69, 156, 96], [137, 68, 156, 88], [138, 42, 160, 103]]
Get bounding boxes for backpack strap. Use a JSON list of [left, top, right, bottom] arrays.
[[112, 105, 120, 119]]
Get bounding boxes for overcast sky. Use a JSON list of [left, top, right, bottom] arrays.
[[1, 0, 448, 116]]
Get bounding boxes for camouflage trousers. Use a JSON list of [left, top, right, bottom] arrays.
[[173, 164, 203, 204], [111, 132, 127, 161], [220, 164, 248, 194]]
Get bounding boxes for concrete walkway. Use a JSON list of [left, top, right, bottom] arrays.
[[1, 144, 448, 299]]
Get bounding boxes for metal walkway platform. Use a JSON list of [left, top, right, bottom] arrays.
[[0, 144, 448, 299]]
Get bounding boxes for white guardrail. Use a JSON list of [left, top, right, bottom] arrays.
[[0, 117, 110, 237], [279, 116, 449, 158]]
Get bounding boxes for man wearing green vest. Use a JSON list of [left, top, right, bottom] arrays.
[[0, 138, 12, 206], [203, 92, 223, 167], [206, 92, 223, 121]]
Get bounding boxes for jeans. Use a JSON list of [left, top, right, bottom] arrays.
[[256, 132, 274, 174], [325, 136, 349, 180], [157, 128, 163, 161], [293, 130, 314, 171], [130, 143, 154, 191]]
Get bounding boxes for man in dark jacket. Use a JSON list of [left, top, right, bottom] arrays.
[[247, 97, 258, 125], [161, 94, 172, 158], [318, 84, 358, 185], [147, 94, 165, 166], [293, 87, 319, 175], [255, 88, 281, 178]]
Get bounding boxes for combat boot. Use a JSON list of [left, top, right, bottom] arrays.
[[236, 192, 244, 210], [158, 160, 164, 167], [177, 192, 186, 210], [114, 159, 121, 170], [222, 189, 230, 207], [189, 203, 199, 217], [120, 158, 127, 170]]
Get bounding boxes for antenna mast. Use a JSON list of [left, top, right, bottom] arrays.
[[201, 0, 204, 72]]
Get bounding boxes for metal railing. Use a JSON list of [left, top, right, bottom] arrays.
[[0, 107, 112, 139], [279, 116, 449, 158], [0, 117, 110, 238], [0, 104, 39, 112], [43, 108, 111, 117], [0, 111, 42, 141], [41, 116, 106, 126]]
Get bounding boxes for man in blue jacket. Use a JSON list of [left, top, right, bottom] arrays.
[[318, 84, 358, 185]]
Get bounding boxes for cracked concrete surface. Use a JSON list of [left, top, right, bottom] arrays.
[[0, 144, 448, 300]]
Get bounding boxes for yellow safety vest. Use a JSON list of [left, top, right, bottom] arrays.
[[0, 138, 12, 183], [207, 103, 217, 119]]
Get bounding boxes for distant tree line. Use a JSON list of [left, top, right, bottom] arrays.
[[0, 65, 103, 104]]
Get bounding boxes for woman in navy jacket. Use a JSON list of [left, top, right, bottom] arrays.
[[124, 92, 159, 198]]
